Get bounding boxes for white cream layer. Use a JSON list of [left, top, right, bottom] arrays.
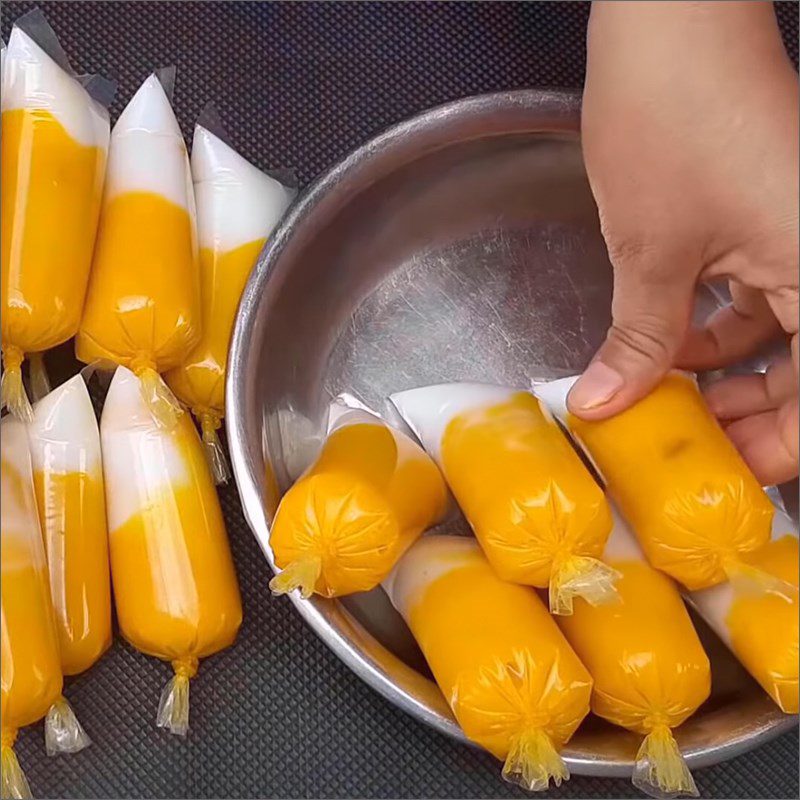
[[192, 125, 293, 252], [314, 399, 440, 482], [390, 382, 517, 463], [28, 375, 102, 476], [104, 73, 194, 211], [383, 534, 478, 621], [533, 370, 699, 423], [603, 506, 649, 562], [689, 507, 799, 648], [100, 366, 189, 532], [3, 26, 109, 147]]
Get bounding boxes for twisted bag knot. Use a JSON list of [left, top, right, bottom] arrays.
[[1, 728, 17, 750], [1, 345, 24, 373], [129, 352, 157, 376], [196, 407, 223, 437], [643, 713, 670, 733], [172, 656, 199, 680]]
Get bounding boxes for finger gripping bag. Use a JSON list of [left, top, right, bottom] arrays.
[[557, 509, 710, 798], [165, 110, 295, 483], [268, 402, 448, 598], [689, 501, 799, 713], [384, 536, 593, 791], [391, 383, 617, 614], [1, 10, 112, 422], [27, 374, 112, 754], [1, 416, 64, 798], [100, 366, 242, 735], [535, 373, 775, 591], [77, 70, 200, 431]]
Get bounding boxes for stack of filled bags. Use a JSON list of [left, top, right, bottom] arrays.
[[1, 9, 293, 798], [269, 376, 797, 798]]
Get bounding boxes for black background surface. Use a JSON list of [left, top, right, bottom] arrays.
[[2, 2, 799, 798]]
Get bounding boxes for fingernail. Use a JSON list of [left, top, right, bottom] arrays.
[[569, 362, 624, 410]]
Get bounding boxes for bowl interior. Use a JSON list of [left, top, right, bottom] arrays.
[[229, 92, 793, 775]]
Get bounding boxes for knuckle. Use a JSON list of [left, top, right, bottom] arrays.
[[607, 315, 675, 365], [603, 232, 663, 275]]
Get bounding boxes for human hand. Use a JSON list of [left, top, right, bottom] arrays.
[[569, 1, 799, 484]]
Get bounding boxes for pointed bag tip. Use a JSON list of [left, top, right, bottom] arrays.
[[101, 366, 148, 429], [114, 72, 182, 138]]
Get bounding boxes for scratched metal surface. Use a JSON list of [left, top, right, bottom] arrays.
[[320, 135, 721, 425], [322, 138, 608, 414], [326, 227, 606, 404]]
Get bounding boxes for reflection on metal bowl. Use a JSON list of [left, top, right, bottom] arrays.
[[226, 90, 795, 778]]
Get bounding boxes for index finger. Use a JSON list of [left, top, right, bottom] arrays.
[[678, 284, 782, 370]]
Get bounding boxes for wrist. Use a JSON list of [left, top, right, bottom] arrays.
[[588, 1, 788, 64]]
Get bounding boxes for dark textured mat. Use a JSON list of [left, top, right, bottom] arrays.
[[2, 2, 798, 798]]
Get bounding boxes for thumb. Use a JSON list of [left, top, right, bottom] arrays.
[[568, 246, 696, 419]]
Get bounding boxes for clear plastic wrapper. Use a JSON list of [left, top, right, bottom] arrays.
[[165, 112, 295, 484], [391, 383, 617, 614], [43, 696, 90, 757], [1, 11, 111, 421], [535, 373, 776, 591], [557, 509, 710, 798], [77, 71, 200, 430], [101, 366, 242, 735], [269, 402, 448, 598], [1, 416, 63, 796], [384, 535, 592, 791], [689, 503, 798, 713], [28, 376, 111, 680], [28, 352, 51, 403]]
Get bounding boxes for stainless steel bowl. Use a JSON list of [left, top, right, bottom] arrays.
[[226, 90, 795, 778]]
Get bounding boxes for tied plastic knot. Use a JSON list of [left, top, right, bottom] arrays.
[[44, 695, 91, 756], [632, 723, 698, 798], [156, 657, 199, 737], [195, 407, 230, 485], [722, 556, 798, 603], [548, 553, 621, 615], [0, 345, 33, 422], [130, 356, 183, 430], [1, 729, 31, 800], [28, 352, 51, 402], [269, 555, 322, 599], [173, 657, 199, 680], [502, 728, 568, 792]]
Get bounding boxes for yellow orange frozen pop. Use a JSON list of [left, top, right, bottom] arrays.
[[1, 17, 109, 420], [27, 375, 111, 755], [100, 366, 242, 736], [392, 383, 617, 614], [269, 403, 447, 598], [2, 416, 64, 797], [384, 535, 592, 791], [78, 72, 200, 430], [690, 503, 798, 714], [535, 373, 775, 591], [166, 118, 293, 482], [556, 509, 710, 797]]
